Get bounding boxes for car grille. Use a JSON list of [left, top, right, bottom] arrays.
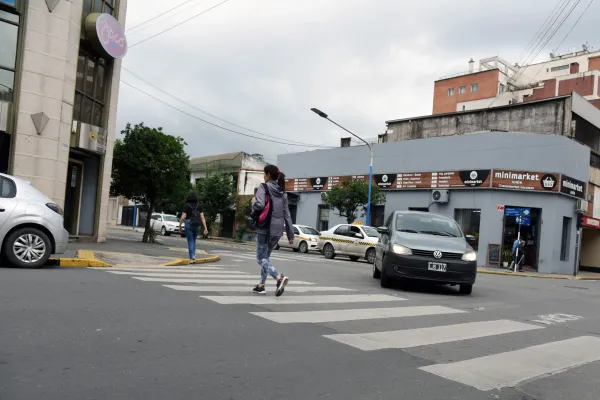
[[411, 249, 463, 260]]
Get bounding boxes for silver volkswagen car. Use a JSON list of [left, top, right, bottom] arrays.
[[0, 173, 69, 268]]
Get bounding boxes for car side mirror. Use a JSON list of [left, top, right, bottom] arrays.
[[465, 234, 476, 244], [355, 233, 363, 238], [376, 226, 390, 235]]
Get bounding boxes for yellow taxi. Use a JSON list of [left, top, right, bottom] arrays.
[[317, 223, 380, 263]]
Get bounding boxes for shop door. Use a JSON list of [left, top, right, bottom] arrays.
[[64, 160, 84, 235], [502, 207, 541, 270]]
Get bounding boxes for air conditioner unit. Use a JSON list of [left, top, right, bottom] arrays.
[[431, 189, 449, 203], [575, 199, 588, 213]]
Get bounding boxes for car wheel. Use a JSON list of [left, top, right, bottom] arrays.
[[459, 284, 473, 295], [161, 227, 167, 236], [299, 241, 309, 254], [372, 263, 381, 279], [380, 257, 392, 288], [180, 233, 186, 238], [323, 243, 336, 259], [4, 227, 52, 269], [366, 248, 376, 264], [349, 256, 360, 262]]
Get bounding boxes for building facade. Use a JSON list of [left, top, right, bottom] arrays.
[[0, 0, 127, 242], [433, 48, 600, 114], [278, 132, 589, 275]]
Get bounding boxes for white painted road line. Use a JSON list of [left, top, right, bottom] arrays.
[[132, 277, 315, 285], [107, 271, 250, 277], [200, 294, 405, 305], [163, 285, 355, 292], [251, 305, 467, 324], [89, 266, 230, 270], [420, 336, 600, 391], [324, 320, 542, 351], [97, 267, 226, 273]]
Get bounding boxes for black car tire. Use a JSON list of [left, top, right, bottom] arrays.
[[161, 227, 166, 236], [323, 243, 336, 259], [4, 227, 52, 269], [380, 259, 392, 288], [459, 284, 473, 295], [366, 248, 376, 264], [292, 248, 299, 252], [299, 241, 309, 254], [372, 263, 381, 279], [180, 233, 185, 238], [349, 256, 360, 262]]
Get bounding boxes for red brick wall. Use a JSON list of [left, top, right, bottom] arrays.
[[432, 70, 500, 114], [558, 75, 595, 96], [589, 56, 600, 71], [527, 79, 556, 101]]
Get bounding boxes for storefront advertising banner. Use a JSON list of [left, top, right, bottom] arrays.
[[560, 174, 586, 199], [492, 170, 558, 192]]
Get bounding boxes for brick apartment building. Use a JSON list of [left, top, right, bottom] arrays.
[[433, 47, 600, 114]]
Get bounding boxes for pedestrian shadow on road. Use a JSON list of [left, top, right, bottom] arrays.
[[384, 279, 473, 297]]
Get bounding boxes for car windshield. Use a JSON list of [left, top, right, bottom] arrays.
[[362, 226, 380, 238], [395, 214, 463, 237], [163, 215, 179, 222], [300, 227, 319, 235]]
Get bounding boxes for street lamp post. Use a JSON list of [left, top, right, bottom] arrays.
[[310, 108, 374, 226]]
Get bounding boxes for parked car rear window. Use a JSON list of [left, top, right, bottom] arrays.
[[163, 215, 178, 222], [0, 177, 16, 198], [396, 214, 463, 237]]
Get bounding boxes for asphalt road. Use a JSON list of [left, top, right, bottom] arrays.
[[3, 237, 600, 399]]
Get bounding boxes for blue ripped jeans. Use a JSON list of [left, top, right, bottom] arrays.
[[184, 220, 199, 260], [256, 233, 281, 285]]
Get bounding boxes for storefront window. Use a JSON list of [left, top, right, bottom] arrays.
[[82, 0, 115, 19], [560, 217, 571, 261], [318, 205, 329, 232], [0, 8, 19, 102], [73, 51, 108, 127], [455, 209, 481, 249]]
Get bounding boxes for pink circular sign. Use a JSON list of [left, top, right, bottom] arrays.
[[95, 13, 127, 59]]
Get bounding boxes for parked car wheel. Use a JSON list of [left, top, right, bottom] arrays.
[[161, 226, 169, 236], [299, 241, 309, 253], [459, 284, 473, 295], [366, 248, 376, 264], [372, 263, 381, 279], [323, 243, 336, 259], [349, 256, 360, 262], [4, 227, 52, 269], [180, 233, 185, 238]]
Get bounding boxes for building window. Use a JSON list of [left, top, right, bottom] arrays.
[[458, 85, 466, 94], [499, 83, 505, 94], [455, 209, 481, 250], [551, 65, 569, 72], [0, 9, 19, 102], [74, 50, 109, 127], [447, 88, 455, 96], [471, 83, 478, 93], [560, 216, 571, 261], [82, 0, 116, 19], [318, 205, 329, 232], [462, 105, 466, 111]]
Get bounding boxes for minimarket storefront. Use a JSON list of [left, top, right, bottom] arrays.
[[278, 132, 589, 275]]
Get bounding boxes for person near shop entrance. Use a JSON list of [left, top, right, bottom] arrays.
[[179, 191, 208, 264], [251, 165, 293, 296], [512, 236, 525, 272]]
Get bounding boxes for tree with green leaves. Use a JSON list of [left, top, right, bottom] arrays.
[[321, 178, 385, 224], [195, 169, 236, 237], [110, 122, 190, 243]]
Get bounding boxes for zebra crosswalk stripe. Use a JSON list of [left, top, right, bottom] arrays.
[[163, 285, 355, 293], [132, 277, 315, 285], [420, 336, 600, 391], [251, 305, 466, 324], [106, 271, 250, 277], [200, 294, 405, 305], [98, 267, 225, 273], [324, 320, 542, 351]]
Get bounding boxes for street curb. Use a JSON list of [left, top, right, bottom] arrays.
[[49, 250, 111, 268], [161, 255, 221, 266], [477, 268, 600, 280]]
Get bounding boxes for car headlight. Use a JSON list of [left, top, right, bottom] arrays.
[[310, 238, 317, 242], [462, 251, 477, 261], [392, 244, 412, 255]]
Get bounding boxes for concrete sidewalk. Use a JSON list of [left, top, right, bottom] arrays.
[[49, 239, 220, 268], [477, 266, 600, 280]]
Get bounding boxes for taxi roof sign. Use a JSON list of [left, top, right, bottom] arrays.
[[352, 221, 364, 226]]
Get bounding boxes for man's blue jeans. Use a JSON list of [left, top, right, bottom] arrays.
[[184, 220, 199, 260], [256, 233, 281, 285]]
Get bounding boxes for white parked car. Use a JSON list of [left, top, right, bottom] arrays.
[[277, 224, 320, 253], [317, 223, 380, 263], [0, 173, 69, 268], [150, 213, 182, 236]]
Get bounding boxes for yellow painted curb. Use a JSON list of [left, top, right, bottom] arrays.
[[477, 269, 569, 280], [49, 250, 111, 268], [161, 255, 220, 266], [575, 276, 600, 281]]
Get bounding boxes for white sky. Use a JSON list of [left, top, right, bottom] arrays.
[[117, 0, 600, 163]]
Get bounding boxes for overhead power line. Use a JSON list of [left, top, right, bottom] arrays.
[[129, 0, 230, 48], [120, 80, 333, 149], [121, 67, 333, 148], [126, 0, 201, 33]]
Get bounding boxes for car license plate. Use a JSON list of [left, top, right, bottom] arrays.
[[428, 262, 447, 272]]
